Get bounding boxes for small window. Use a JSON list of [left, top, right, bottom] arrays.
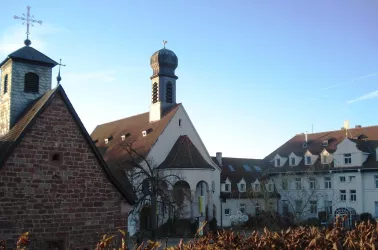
[[323, 155, 328, 164], [282, 179, 288, 190], [224, 208, 231, 216], [291, 157, 295, 166], [344, 153, 352, 164], [239, 204, 246, 213], [178, 119, 181, 127], [24, 72, 39, 93], [322, 140, 329, 146], [325, 177, 332, 189], [309, 178, 316, 189], [225, 183, 230, 192], [3, 74, 8, 94], [121, 135, 126, 141], [51, 153, 62, 163], [254, 183, 260, 192], [340, 190, 346, 201], [104, 138, 109, 144], [276, 158, 281, 167], [268, 183, 274, 192], [228, 165, 235, 171], [239, 183, 245, 192], [340, 176, 346, 182], [243, 164, 252, 171], [375, 175, 378, 189], [310, 200, 317, 214], [350, 190, 356, 201], [349, 176, 356, 182], [306, 156, 312, 165], [253, 165, 262, 172], [295, 178, 301, 190], [166, 82, 173, 103], [152, 82, 158, 103]]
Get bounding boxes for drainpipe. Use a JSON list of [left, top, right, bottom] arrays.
[[220, 198, 223, 227]]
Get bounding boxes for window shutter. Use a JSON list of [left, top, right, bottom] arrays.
[[24, 72, 39, 93]]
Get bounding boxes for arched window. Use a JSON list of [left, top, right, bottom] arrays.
[[3, 74, 8, 94], [166, 82, 173, 103], [152, 82, 158, 103], [24, 72, 39, 93]]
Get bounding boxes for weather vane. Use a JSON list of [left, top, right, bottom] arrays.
[[56, 59, 66, 86], [13, 6, 42, 46], [163, 40, 168, 49]]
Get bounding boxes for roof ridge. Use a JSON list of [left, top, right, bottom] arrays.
[[295, 125, 378, 137]]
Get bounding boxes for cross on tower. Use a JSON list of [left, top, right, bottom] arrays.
[[56, 59, 66, 86], [163, 40, 168, 48], [13, 6, 42, 46]]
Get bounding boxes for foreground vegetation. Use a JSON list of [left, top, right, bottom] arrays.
[[3, 216, 378, 249]]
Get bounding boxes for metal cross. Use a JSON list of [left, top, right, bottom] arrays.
[[163, 40, 168, 48], [56, 59, 66, 85], [13, 6, 42, 40]]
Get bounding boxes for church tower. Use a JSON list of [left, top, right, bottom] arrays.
[[149, 43, 178, 122], [0, 39, 57, 136]]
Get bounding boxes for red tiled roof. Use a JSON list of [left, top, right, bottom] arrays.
[[158, 135, 214, 169], [264, 125, 378, 173], [91, 104, 180, 168]]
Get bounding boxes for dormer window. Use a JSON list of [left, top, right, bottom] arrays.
[[24, 72, 39, 93], [121, 135, 125, 141], [276, 158, 280, 167], [322, 140, 329, 147], [323, 155, 328, 164], [104, 139, 109, 144], [306, 156, 312, 165], [225, 183, 230, 192], [302, 142, 308, 149], [239, 183, 245, 192], [268, 183, 274, 192], [254, 183, 260, 192], [3, 74, 8, 94], [344, 153, 352, 165], [142, 131, 147, 137], [228, 165, 235, 171]]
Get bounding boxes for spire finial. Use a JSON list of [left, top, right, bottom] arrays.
[[13, 6, 42, 46], [163, 40, 168, 49], [56, 59, 66, 86]]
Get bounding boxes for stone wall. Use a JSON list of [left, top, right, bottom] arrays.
[[0, 93, 130, 250], [0, 60, 13, 136]]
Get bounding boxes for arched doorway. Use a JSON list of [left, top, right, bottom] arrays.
[[195, 181, 209, 218], [140, 206, 152, 231], [172, 181, 191, 218], [334, 207, 356, 228]]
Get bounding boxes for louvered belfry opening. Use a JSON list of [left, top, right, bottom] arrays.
[[24, 72, 39, 93], [152, 82, 158, 103], [3, 74, 8, 94], [166, 82, 173, 103]]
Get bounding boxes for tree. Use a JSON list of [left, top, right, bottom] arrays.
[[119, 140, 188, 239], [269, 163, 336, 225]]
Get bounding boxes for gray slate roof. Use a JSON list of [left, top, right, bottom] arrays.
[[0, 46, 58, 67]]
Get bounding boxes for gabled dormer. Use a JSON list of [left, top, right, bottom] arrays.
[[253, 179, 261, 192], [320, 148, 333, 165], [273, 154, 287, 167], [222, 178, 231, 192], [265, 179, 274, 192], [333, 138, 369, 167], [288, 152, 302, 166], [238, 178, 246, 192], [304, 150, 318, 166]]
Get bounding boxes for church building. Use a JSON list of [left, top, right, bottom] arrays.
[[0, 37, 135, 249], [91, 46, 221, 235]]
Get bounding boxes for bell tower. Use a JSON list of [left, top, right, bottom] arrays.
[[149, 41, 178, 123]]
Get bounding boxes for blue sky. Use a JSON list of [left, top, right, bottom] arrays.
[[1, 1, 377, 159]]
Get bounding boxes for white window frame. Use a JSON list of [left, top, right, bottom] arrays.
[[276, 158, 281, 167], [349, 176, 356, 182], [340, 190, 346, 201], [224, 208, 231, 216], [344, 153, 352, 165], [295, 178, 301, 190], [324, 177, 332, 189], [306, 156, 312, 165], [350, 190, 356, 202], [239, 183, 245, 192], [254, 183, 260, 192], [291, 157, 295, 166], [309, 178, 316, 189], [225, 183, 230, 192], [309, 200, 317, 214], [323, 155, 328, 164]]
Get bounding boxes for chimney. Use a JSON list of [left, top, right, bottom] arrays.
[[216, 152, 222, 166], [305, 131, 308, 143]]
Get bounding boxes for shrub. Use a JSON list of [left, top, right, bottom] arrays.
[[359, 212, 376, 226]]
